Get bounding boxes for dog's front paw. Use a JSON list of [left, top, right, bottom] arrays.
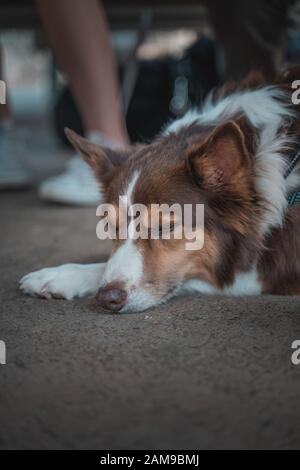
[[19, 264, 103, 300]]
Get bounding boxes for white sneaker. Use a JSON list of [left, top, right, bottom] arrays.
[[39, 131, 121, 206], [0, 123, 32, 189]]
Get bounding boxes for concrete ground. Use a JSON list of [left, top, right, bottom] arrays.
[[1, 188, 300, 450]]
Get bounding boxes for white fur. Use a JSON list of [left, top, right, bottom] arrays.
[[167, 87, 299, 234], [224, 270, 262, 296], [166, 87, 291, 132], [181, 279, 218, 295], [103, 171, 143, 289], [125, 170, 139, 206], [19, 263, 106, 300], [182, 270, 262, 297], [101, 239, 143, 288], [121, 289, 159, 313]]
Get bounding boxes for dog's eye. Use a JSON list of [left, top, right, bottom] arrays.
[[158, 221, 175, 235]]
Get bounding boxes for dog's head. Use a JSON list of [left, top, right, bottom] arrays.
[[66, 120, 260, 312]]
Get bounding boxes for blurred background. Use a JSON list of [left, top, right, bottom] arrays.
[[1, 0, 300, 190], [0, 1, 215, 187]]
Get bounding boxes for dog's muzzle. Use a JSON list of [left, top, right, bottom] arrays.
[[97, 283, 127, 312]]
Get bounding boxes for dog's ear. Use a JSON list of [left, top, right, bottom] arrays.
[[186, 121, 252, 192], [65, 128, 127, 184]]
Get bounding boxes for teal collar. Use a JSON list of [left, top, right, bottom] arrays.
[[285, 147, 300, 179], [286, 147, 300, 207], [288, 191, 300, 207]]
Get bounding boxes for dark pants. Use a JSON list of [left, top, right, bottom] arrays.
[[205, 0, 296, 80]]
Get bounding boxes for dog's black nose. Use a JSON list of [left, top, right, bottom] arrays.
[[97, 284, 127, 312]]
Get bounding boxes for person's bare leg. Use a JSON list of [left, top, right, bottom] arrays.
[[0, 43, 31, 189], [35, 0, 128, 145]]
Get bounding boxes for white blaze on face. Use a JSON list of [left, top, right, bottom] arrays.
[[102, 171, 144, 289], [102, 237, 144, 287], [101, 171, 172, 312]]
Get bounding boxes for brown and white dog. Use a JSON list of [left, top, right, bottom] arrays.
[[20, 70, 300, 312]]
